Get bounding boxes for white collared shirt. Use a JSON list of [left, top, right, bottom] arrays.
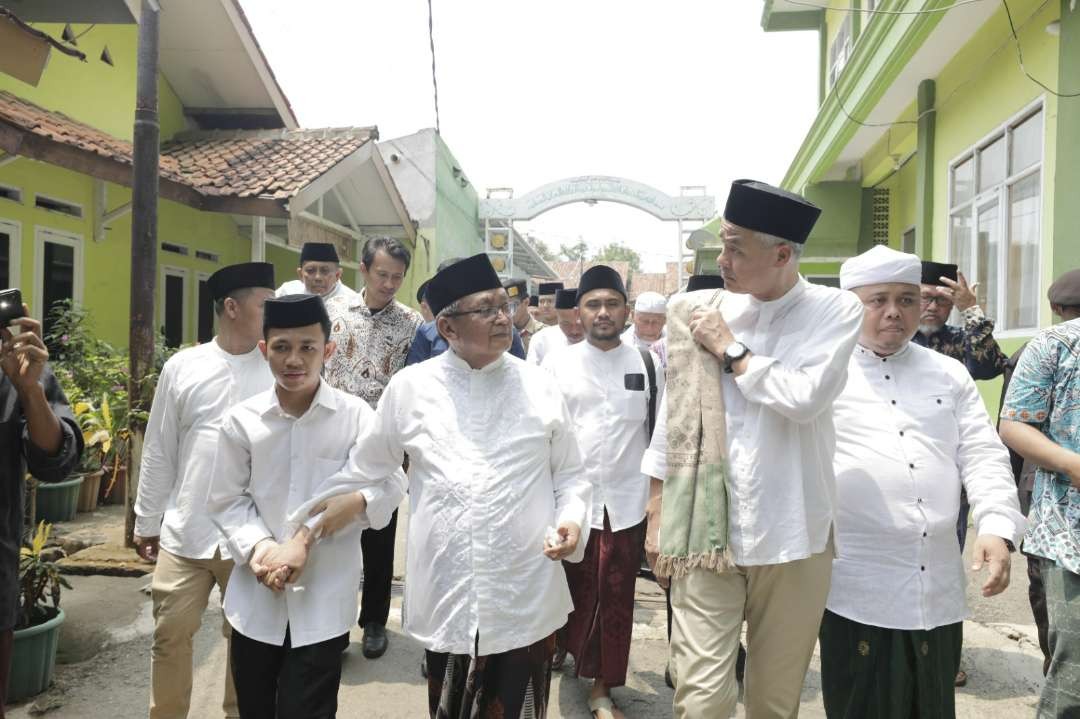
[[525, 325, 570, 365], [343, 350, 592, 656], [828, 342, 1024, 630], [640, 278, 864, 566], [275, 278, 357, 302], [207, 381, 407, 648], [543, 341, 664, 531], [134, 340, 272, 559]]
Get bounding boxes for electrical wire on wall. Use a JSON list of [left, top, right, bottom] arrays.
[[817, 0, 1075, 133]]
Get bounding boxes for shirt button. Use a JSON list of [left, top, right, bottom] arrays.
[[917, 498, 923, 503], [909, 463, 915, 469], [923, 532, 927, 537], [899, 431, 904, 436], [885, 375, 891, 380], [921, 565, 926, 571], [891, 400, 897, 405]]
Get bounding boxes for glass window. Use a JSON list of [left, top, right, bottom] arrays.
[[952, 157, 974, 206], [197, 279, 213, 344], [0, 230, 9, 289], [42, 241, 74, 342], [977, 136, 1006, 193], [1006, 172, 1041, 330], [951, 213, 973, 282], [976, 200, 1001, 323], [163, 273, 184, 348], [1011, 109, 1042, 174]]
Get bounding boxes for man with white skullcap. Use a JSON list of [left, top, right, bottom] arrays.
[[821, 244, 1024, 717], [622, 291, 667, 351]]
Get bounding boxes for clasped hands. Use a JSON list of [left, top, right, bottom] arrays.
[[249, 490, 369, 592]]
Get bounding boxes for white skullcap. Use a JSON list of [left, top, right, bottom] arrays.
[[634, 291, 668, 314], [840, 245, 922, 290]]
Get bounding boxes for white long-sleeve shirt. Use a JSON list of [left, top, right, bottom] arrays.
[[343, 350, 592, 657], [827, 342, 1024, 630], [640, 278, 864, 566], [525, 325, 570, 365], [543, 341, 664, 531], [134, 340, 272, 558], [207, 381, 407, 648]]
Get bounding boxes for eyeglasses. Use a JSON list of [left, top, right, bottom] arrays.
[[920, 295, 953, 307], [446, 303, 513, 321]]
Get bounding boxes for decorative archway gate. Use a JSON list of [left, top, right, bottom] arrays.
[[478, 175, 716, 288]]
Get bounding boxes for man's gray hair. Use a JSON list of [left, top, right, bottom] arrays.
[[756, 231, 805, 262], [436, 299, 462, 321]]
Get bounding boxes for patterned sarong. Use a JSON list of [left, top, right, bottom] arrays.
[[655, 289, 732, 578], [426, 634, 556, 719]]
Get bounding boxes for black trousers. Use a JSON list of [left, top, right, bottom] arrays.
[[230, 626, 349, 719], [359, 508, 398, 627]]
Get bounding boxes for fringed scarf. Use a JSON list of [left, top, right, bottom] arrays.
[[655, 289, 732, 579]]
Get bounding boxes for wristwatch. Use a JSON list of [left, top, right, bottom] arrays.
[[723, 341, 750, 374]]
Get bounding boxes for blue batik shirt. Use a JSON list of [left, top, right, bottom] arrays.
[[1001, 318, 1080, 573]]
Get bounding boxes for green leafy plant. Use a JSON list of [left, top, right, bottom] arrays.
[[18, 521, 71, 629]]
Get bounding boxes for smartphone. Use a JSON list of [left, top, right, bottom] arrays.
[[0, 288, 23, 326]]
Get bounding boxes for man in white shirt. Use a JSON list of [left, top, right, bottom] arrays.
[[642, 180, 864, 717], [622, 290, 667, 351], [341, 253, 592, 717], [275, 242, 357, 302], [542, 265, 663, 719], [208, 294, 407, 719], [526, 288, 585, 364], [821, 245, 1023, 717], [536, 281, 562, 325], [134, 261, 276, 719]]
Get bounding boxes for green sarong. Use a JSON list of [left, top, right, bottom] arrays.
[[819, 609, 962, 719], [655, 289, 732, 579]]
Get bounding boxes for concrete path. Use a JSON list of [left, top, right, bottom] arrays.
[[10, 505, 1046, 717]]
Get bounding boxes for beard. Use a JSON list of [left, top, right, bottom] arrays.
[[588, 325, 621, 342], [918, 322, 945, 335]]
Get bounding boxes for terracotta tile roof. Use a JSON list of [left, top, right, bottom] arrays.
[[162, 127, 375, 199], [0, 90, 188, 184], [628, 272, 668, 301], [0, 91, 376, 213]]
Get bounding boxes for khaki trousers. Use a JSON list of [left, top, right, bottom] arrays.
[[670, 542, 833, 718], [149, 548, 238, 719]]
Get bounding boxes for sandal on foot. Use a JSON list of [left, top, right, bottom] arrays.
[[588, 696, 617, 719], [955, 669, 968, 687]]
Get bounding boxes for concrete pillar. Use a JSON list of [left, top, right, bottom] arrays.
[[915, 79, 936, 257]]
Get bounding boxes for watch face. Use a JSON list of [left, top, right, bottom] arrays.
[[726, 342, 745, 359]]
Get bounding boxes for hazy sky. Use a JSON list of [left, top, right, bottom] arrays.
[[240, 1, 821, 272]]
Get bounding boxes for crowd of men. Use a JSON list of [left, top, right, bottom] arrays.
[[3, 177, 1080, 719]]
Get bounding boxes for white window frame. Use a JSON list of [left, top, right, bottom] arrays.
[[33, 226, 84, 321], [946, 97, 1045, 338], [159, 265, 190, 347], [33, 193, 84, 219], [195, 270, 213, 344], [828, 14, 853, 88], [0, 218, 21, 290]]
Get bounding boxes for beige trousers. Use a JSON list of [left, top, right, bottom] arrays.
[[670, 542, 833, 718], [149, 548, 238, 719]]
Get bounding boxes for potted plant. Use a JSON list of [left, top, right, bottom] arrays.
[[8, 521, 70, 702], [72, 394, 127, 512]]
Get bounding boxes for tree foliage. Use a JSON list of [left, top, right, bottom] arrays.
[[592, 242, 641, 272]]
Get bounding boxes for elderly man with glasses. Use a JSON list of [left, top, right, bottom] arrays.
[[337, 253, 591, 718], [915, 261, 1009, 381]]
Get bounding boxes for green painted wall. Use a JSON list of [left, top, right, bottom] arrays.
[[0, 23, 189, 141], [932, 0, 1059, 321], [803, 181, 863, 257], [871, 154, 918, 248], [1053, 0, 1080, 280], [0, 159, 248, 346]]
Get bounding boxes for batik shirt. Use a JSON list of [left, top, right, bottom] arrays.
[[1001, 319, 1080, 573], [912, 306, 1009, 380], [324, 290, 422, 409]]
